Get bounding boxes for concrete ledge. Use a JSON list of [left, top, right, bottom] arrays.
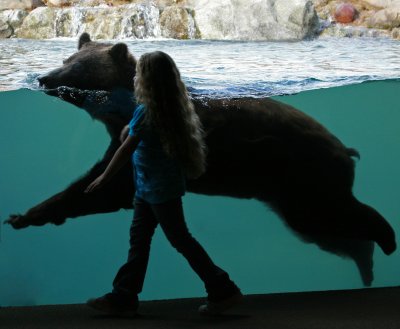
[[2, 287, 400, 329]]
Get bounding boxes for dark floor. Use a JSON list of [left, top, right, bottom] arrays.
[[1, 287, 400, 329]]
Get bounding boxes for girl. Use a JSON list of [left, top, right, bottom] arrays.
[[85, 51, 242, 316]]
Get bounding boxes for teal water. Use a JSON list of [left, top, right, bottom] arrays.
[[0, 80, 399, 306]]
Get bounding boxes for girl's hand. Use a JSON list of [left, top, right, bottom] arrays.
[[120, 125, 130, 143], [84, 134, 139, 194], [85, 175, 106, 193]]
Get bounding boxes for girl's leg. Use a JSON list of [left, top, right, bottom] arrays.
[[151, 197, 240, 302], [112, 198, 158, 297], [87, 198, 158, 314]]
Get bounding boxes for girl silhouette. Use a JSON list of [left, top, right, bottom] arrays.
[[85, 51, 242, 316]]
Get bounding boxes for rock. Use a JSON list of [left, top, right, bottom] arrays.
[[155, 0, 188, 8], [313, 0, 330, 6], [7, 9, 29, 29], [119, 4, 161, 39], [0, 9, 29, 38], [54, 7, 86, 37], [320, 23, 390, 37], [313, 0, 400, 39], [192, 0, 319, 41], [363, 0, 397, 8], [71, 0, 110, 6], [366, 4, 400, 29], [44, 0, 111, 6], [32, 0, 45, 8], [334, 3, 357, 23], [0, 0, 32, 10], [392, 26, 400, 38], [44, 0, 72, 6], [60, 1, 171, 8], [0, 18, 13, 38], [15, 7, 56, 39], [275, 0, 320, 37], [312, 0, 335, 20], [15, 4, 162, 39], [160, 6, 196, 39]]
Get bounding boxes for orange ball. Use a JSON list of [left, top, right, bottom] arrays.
[[334, 3, 357, 24]]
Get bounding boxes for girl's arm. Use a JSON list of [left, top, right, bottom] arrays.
[[119, 124, 130, 143], [85, 134, 140, 193]]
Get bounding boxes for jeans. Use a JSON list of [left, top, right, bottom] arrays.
[[112, 197, 238, 302]]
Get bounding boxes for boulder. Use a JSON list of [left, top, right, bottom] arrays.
[[0, 17, 13, 38], [275, 0, 319, 37], [320, 23, 389, 37], [155, 0, 188, 7], [392, 26, 400, 37], [192, 0, 319, 40], [160, 6, 196, 39], [7, 9, 29, 29], [43, 0, 162, 7], [118, 4, 161, 39], [366, 3, 400, 29], [314, 0, 400, 38], [0, 9, 29, 38], [0, 0, 32, 10], [15, 7, 56, 39], [44, 0, 73, 6], [67, 0, 108, 6], [334, 3, 357, 23], [43, 0, 114, 6], [15, 4, 162, 39], [54, 4, 161, 39], [363, 0, 398, 8], [32, 0, 45, 8]]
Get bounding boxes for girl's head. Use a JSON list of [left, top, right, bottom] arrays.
[[134, 51, 181, 100], [134, 51, 206, 179]]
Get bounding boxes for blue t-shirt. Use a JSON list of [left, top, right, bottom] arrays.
[[128, 104, 186, 204]]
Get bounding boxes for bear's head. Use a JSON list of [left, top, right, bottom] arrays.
[[38, 33, 137, 91]]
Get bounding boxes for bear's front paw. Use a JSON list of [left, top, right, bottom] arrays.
[[4, 214, 30, 229]]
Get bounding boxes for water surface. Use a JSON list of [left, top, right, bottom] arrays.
[[0, 37, 399, 96]]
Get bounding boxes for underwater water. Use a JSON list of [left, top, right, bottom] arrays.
[[0, 80, 399, 307], [0, 36, 400, 306]]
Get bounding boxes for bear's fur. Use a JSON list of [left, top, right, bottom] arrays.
[[6, 33, 396, 286], [38, 33, 136, 91]]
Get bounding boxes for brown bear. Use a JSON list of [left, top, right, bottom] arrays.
[[6, 33, 396, 287]]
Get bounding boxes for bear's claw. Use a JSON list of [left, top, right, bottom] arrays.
[[4, 214, 30, 229]]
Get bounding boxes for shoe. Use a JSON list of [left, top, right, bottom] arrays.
[[86, 293, 138, 316], [198, 291, 243, 316]]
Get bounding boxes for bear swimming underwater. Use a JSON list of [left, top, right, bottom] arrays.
[[5, 33, 396, 287]]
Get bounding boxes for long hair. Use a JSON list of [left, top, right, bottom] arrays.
[[134, 51, 207, 179]]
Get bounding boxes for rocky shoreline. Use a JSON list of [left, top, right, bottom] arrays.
[[0, 0, 399, 40], [314, 0, 400, 38]]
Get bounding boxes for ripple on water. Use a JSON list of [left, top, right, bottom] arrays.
[[0, 37, 399, 97]]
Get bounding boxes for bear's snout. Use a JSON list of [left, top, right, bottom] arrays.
[[38, 74, 49, 87], [37, 67, 66, 89]]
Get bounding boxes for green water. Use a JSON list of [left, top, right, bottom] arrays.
[[1, 81, 399, 306]]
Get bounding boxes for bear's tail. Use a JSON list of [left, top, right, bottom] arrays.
[[347, 147, 360, 159]]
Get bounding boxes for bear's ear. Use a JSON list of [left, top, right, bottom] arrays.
[[109, 43, 129, 62], [78, 33, 91, 49]]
